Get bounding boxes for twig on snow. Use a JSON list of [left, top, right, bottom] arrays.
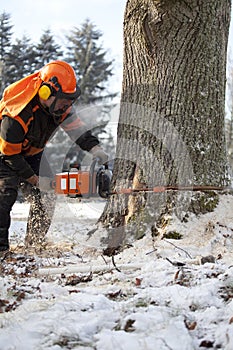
[[112, 255, 122, 272], [163, 239, 192, 259]]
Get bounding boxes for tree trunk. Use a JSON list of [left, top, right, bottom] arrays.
[[99, 0, 231, 255]]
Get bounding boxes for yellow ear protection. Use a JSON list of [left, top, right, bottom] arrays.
[[38, 76, 61, 100], [38, 84, 52, 100]]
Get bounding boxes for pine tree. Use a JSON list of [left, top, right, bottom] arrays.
[[34, 29, 63, 70], [65, 19, 116, 105], [0, 11, 13, 93], [6, 35, 37, 83]]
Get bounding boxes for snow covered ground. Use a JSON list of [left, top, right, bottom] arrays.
[[0, 194, 233, 349]]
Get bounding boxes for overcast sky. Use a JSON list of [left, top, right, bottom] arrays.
[[3, 0, 126, 92]]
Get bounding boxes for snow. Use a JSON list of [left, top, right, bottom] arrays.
[[0, 194, 233, 349]]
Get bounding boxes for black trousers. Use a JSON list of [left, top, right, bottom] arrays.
[[0, 152, 56, 251]]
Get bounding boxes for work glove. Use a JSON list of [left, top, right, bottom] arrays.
[[38, 176, 55, 192], [26, 174, 39, 186], [90, 145, 109, 165]]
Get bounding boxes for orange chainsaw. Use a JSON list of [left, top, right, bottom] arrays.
[[53, 159, 227, 199], [54, 160, 112, 198]]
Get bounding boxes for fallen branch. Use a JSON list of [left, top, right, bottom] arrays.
[[35, 262, 144, 276]]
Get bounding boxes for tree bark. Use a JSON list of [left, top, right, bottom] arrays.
[[99, 0, 231, 255]]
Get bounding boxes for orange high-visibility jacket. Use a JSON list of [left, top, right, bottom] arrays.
[[0, 73, 99, 179]]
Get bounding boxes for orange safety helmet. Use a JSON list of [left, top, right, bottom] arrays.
[[38, 60, 81, 101]]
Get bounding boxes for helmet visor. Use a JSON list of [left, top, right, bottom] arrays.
[[49, 84, 81, 116], [56, 84, 81, 100], [51, 98, 74, 116]]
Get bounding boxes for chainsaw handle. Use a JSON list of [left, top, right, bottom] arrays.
[[88, 159, 98, 197], [96, 164, 112, 198]]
